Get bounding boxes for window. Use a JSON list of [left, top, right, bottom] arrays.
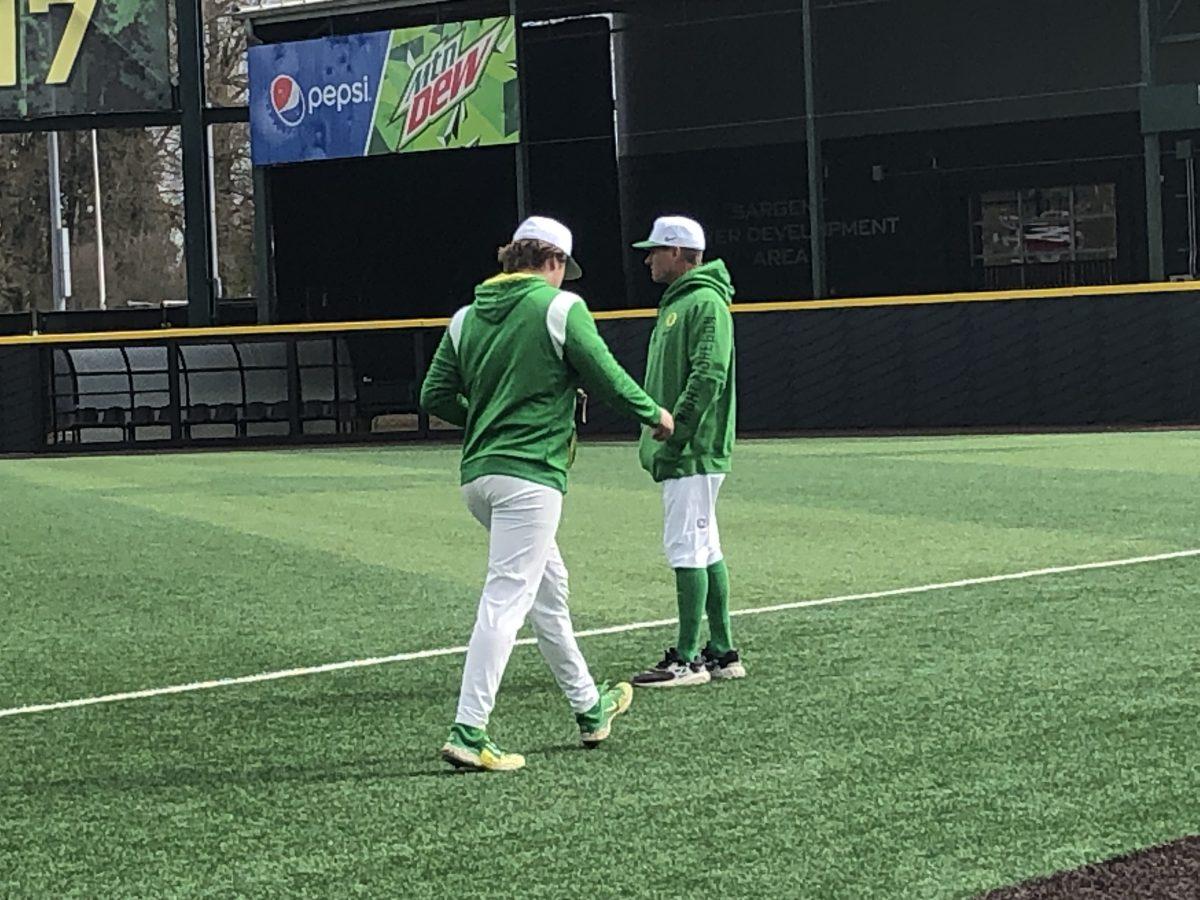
[[972, 184, 1117, 289]]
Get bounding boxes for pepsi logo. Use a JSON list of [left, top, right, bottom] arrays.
[[270, 74, 305, 126]]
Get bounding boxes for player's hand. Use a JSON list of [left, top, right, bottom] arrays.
[[652, 407, 674, 441]]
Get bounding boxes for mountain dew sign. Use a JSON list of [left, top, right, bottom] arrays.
[[249, 16, 519, 165], [384, 18, 512, 151]]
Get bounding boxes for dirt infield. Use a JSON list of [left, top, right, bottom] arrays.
[[979, 836, 1200, 899]]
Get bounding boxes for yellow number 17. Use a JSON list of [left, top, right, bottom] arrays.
[[1, 0, 98, 88]]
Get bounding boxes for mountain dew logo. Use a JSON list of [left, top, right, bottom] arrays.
[[371, 16, 518, 155], [393, 23, 503, 147]]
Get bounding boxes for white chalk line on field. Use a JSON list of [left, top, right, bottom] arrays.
[[2, 548, 1197, 720]]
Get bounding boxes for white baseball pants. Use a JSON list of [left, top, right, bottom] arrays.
[[455, 474, 600, 728]]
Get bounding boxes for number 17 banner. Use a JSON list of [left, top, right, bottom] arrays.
[[0, 0, 173, 121]]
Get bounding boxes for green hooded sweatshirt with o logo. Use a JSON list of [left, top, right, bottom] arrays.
[[638, 259, 736, 483], [420, 273, 661, 493]]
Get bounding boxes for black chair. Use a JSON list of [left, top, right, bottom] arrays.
[[131, 406, 160, 426]]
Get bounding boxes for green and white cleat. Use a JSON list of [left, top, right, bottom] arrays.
[[441, 724, 526, 772], [576, 681, 634, 746]]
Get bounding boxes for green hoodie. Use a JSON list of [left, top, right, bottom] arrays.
[[420, 273, 661, 493], [638, 260, 736, 483]]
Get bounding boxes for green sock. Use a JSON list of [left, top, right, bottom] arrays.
[[674, 568, 708, 660], [706, 559, 733, 656]]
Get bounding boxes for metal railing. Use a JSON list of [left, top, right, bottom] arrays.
[[29, 329, 436, 451]]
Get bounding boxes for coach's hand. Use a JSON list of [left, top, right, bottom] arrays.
[[652, 408, 674, 441]]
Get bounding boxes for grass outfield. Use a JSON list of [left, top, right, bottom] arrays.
[[0, 433, 1197, 898]]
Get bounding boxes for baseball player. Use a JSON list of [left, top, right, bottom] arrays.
[[420, 215, 674, 771], [629, 216, 745, 688]]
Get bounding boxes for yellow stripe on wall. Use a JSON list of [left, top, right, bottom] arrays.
[[1, 279, 1196, 347]]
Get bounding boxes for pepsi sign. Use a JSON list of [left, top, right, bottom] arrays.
[[249, 32, 391, 165]]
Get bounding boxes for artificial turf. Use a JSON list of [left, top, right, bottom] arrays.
[[1, 434, 1197, 897]]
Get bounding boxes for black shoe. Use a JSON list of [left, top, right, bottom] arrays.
[[701, 645, 747, 681], [631, 647, 712, 689]]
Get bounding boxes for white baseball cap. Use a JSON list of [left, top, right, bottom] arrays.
[[632, 215, 706, 251], [512, 215, 583, 280]]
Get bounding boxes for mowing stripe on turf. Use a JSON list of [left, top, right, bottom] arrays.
[[2, 548, 1197, 720]]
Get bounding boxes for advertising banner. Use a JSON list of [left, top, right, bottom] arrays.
[[0, 0, 173, 120], [249, 16, 519, 165]]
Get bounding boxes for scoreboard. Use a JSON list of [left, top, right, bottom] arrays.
[[0, 0, 171, 120]]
